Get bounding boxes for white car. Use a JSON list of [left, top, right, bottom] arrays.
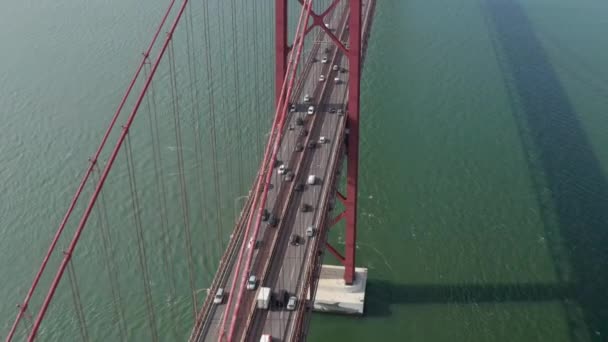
[[278, 164, 286, 175], [332, 64, 339, 71], [260, 334, 272, 342], [286, 296, 297, 311], [319, 136, 327, 144], [307, 106, 315, 115], [306, 226, 316, 237], [321, 56, 328, 64], [213, 288, 224, 304], [246, 275, 257, 290], [334, 77, 340, 84], [319, 74, 325, 82], [304, 94, 311, 102]]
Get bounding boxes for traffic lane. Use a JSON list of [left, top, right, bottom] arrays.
[[200, 150, 285, 341], [245, 3, 350, 337], [255, 9, 350, 339]]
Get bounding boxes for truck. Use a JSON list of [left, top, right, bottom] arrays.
[[257, 287, 271, 310]]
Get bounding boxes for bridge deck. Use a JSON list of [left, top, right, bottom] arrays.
[[191, 1, 374, 341]]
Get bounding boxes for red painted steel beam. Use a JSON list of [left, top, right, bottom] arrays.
[[344, 0, 362, 285], [325, 242, 345, 264], [329, 210, 346, 228], [336, 191, 346, 205], [24, 1, 191, 340], [4, 1, 180, 341], [275, 0, 288, 106]]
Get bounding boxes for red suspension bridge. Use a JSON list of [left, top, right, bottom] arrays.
[[5, 0, 375, 341]]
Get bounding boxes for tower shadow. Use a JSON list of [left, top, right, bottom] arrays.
[[482, 0, 608, 340]]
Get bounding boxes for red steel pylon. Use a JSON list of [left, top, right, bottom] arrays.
[[275, 0, 361, 285]]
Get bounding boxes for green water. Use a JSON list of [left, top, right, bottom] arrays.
[[1, 0, 608, 341]]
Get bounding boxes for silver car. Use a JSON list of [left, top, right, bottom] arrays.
[[286, 296, 297, 311]]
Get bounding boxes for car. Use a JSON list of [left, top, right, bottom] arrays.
[[294, 143, 304, 152], [247, 238, 261, 250], [300, 203, 312, 212], [319, 136, 327, 144], [304, 94, 311, 102], [260, 334, 272, 342], [290, 233, 301, 246], [262, 209, 270, 221], [288, 124, 295, 131], [273, 289, 288, 309], [306, 226, 316, 237], [324, 23, 331, 29], [290, 104, 296, 112], [269, 214, 279, 227], [337, 108, 344, 116], [334, 77, 340, 84], [307, 106, 315, 115], [295, 117, 304, 126], [286, 296, 298, 311], [306, 175, 317, 185], [246, 275, 257, 290], [321, 56, 328, 64], [278, 164, 286, 175], [329, 108, 337, 114], [332, 64, 339, 71], [294, 183, 304, 192], [319, 74, 325, 82], [307, 141, 316, 149], [285, 172, 294, 182], [299, 129, 308, 137], [213, 288, 225, 304]]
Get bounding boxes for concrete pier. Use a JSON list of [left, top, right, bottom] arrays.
[[312, 265, 368, 315]]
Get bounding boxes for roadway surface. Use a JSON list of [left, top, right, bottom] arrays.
[[190, 1, 374, 341]]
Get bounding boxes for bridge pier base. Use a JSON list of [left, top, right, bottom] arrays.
[[311, 264, 368, 315]]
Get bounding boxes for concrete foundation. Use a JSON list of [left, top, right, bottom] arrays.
[[312, 264, 368, 315]]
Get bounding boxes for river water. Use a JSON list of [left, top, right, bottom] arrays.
[[1, 0, 607, 341]]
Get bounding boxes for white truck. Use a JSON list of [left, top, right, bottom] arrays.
[[257, 287, 271, 310]]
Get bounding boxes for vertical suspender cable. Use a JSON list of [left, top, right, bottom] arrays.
[[66, 259, 89, 342], [229, 0, 245, 193], [168, 38, 199, 319], [201, 0, 224, 250], [125, 134, 159, 342], [143, 61, 179, 338], [251, 0, 263, 161], [92, 165, 127, 342]]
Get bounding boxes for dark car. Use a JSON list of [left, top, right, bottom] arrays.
[[296, 117, 304, 126], [307, 141, 316, 149], [262, 209, 270, 222], [290, 234, 300, 246], [269, 214, 279, 228], [329, 108, 337, 114], [285, 172, 294, 182], [294, 183, 304, 192], [274, 289, 288, 309], [294, 143, 304, 152], [300, 203, 312, 212], [299, 129, 308, 137]]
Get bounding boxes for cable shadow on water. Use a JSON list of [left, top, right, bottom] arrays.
[[483, 0, 608, 340]]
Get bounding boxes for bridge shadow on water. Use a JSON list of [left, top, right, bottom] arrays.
[[363, 280, 575, 317], [475, 0, 608, 340]]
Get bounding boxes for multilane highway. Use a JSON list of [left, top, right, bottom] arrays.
[[190, 1, 375, 340]]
